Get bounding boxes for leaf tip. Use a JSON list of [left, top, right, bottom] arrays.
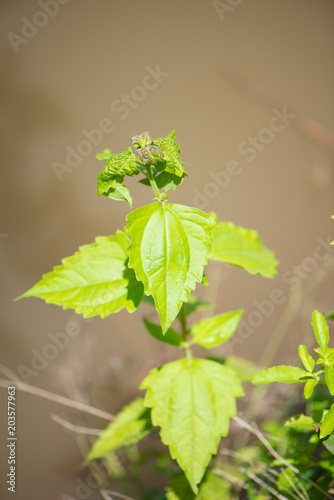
[[14, 288, 32, 302], [13, 293, 24, 302]]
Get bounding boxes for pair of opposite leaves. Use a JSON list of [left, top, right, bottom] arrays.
[[18, 203, 278, 334]]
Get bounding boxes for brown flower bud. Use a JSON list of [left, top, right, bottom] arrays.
[[136, 145, 164, 165], [131, 131, 152, 149]]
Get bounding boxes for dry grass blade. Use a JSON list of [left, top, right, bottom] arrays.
[[240, 466, 289, 500], [99, 488, 137, 500], [212, 467, 247, 489], [280, 468, 309, 500], [233, 416, 334, 500], [51, 413, 102, 435], [0, 377, 114, 421]]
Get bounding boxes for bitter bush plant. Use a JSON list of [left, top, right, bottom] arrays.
[[17, 130, 283, 494], [253, 309, 334, 455]]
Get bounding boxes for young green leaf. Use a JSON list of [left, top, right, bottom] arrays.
[[125, 202, 216, 333], [327, 311, 334, 320], [321, 433, 334, 455], [314, 348, 325, 365], [208, 222, 278, 278], [284, 414, 314, 432], [298, 345, 315, 372], [152, 131, 187, 177], [97, 170, 117, 195], [103, 147, 140, 177], [252, 366, 312, 385], [97, 174, 133, 207], [304, 378, 317, 399], [86, 398, 153, 461], [16, 231, 144, 317], [155, 171, 186, 191], [109, 181, 132, 207], [96, 147, 139, 206], [143, 319, 182, 347], [320, 404, 334, 439], [96, 148, 112, 160], [325, 365, 334, 395], [326, 348, 334, 365], [140, 358, 244, 493], [312, 310, 330, 354], [190, 310, 244, 349]]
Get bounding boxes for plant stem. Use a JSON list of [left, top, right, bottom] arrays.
[[180, 302, 187, 338], [145, 164, 162, 200], [180, 303, 192, 363]]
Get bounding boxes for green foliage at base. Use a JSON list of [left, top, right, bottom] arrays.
[[253, 310, 334, 455], [140, 358, 244, 493], [166, 471, 230, 499]]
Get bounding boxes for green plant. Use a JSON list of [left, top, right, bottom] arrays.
[[17, 130, 281, 495], [253, 310, 334, 453], [246, 310, 334, 498]]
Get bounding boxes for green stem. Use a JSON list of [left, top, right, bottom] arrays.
[[180, 303, 192, 364], [145, 164, 162, 201]]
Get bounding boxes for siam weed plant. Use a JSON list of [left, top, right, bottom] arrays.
[[17, 130, 282, 495], [253, 309, 334, 453], [249, 310, 334, 497]]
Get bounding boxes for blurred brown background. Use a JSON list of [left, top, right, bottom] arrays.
[[0, 0, 333, 498]]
